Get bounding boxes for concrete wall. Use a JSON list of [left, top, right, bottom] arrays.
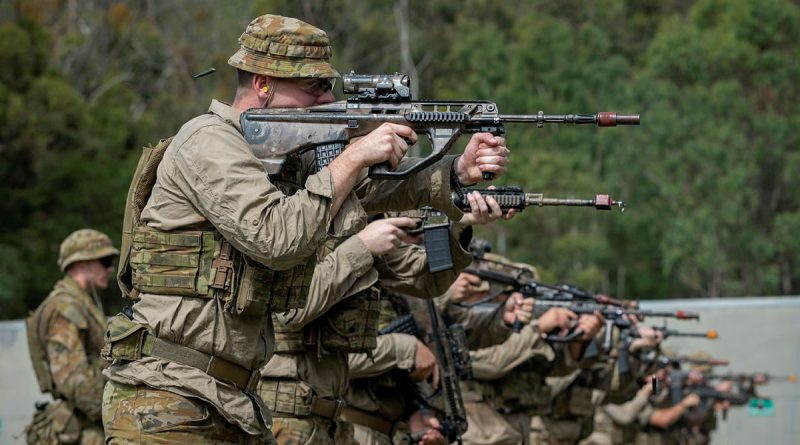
[[0, 320, 51, 444], [641, 297, 800, 445], [1, 297, 798, 444]]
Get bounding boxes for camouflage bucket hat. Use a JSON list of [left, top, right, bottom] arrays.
[[228, 14, 339, 79], [58, 229, 119, 271]]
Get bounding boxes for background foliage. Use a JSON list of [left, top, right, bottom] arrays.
[[1, 0, 798, 318]]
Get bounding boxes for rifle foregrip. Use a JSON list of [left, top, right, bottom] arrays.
[[452, 188, 524, 213]]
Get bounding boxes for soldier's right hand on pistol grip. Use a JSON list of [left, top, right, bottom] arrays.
[[577, 312, 604, 341], [356, 217, 417, 256], [448, 272, 484, 303], [538, 308, 577, 335], [682, 393, 701, 408], [503, 293, 534, 325], [348, 123, 418, 169]]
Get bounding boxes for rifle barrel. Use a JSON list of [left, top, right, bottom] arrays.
[[497, 112, 640, 126], [525, 194, 624, 211]]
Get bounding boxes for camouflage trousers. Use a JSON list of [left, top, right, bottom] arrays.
[[102, 381, 272, 444], [270, 416, 357, 445]]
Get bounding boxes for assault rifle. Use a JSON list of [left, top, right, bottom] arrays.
[[708, 372, 797, 385], [630, 325, 719, 340], [378, 313, 472, 381], [681, 384, 751, 406], [453, 186, 624, 213], [532, 301, 699, 351], [463, 263, 627, 307], [424, 299, 468, 444], [241, 72, 639, 179]]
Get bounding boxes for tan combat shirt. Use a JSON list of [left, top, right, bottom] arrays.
[[106, 99, 466, 434], [264, 228, 472, 401], [106, 99, 350, 434]]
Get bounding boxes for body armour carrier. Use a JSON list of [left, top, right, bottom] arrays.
[[118, 136, 313, 314], [490, 358, 553, 415], [273, 286, 381, 354], [272, 236, 382, 354]]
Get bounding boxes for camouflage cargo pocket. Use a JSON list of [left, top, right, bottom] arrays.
[[135, 388, 212, 433], [258, 379, 314, 417]]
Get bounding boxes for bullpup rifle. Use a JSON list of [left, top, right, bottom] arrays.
[[241, 72, 640, 179]]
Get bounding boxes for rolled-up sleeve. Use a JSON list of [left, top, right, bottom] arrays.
[[348, 333, 417, 379], [470, 323, 554, 380]]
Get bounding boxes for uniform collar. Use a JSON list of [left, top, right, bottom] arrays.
[[208, 99, 243, 133], [58, 275, 93, 305]]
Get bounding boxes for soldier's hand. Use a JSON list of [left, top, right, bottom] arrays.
[[681, 393, 701, 409], [714, 380, 734, 393], [577, 312, 604, 341], [408, 410, 446, 445], [630, 326, 662, 351], [503, 292, 534, 325], [640, 377, 655, 396], [448, 272, 484, 303], [410, 340, 440, 390], [455, 133, 509, 183], [356, 217, 418, 256], [538, 308, 578, 335], [345, 123, 417, 170], [458, 186, 516, 225]]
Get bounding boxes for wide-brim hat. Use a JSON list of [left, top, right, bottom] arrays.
[[58, 229, 119, 271], [228, 14, 339, 79]]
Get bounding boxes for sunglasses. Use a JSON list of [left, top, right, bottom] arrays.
[[99, 256, 116, 268], [293, 77, 336, 96]]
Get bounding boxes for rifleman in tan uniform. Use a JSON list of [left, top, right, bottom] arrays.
[[344, 240, 526, 445], [25, 229, 118, 445], [101, 13, 510, 445]]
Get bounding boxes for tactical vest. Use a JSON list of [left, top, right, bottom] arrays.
[[489, 358, 554, 415], [117, 135, 313, 315], [26, 279, 105, 397], [272, 237, 381, 354]]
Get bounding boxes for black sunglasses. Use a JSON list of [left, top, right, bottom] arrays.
[[99, 256, 116, 268]]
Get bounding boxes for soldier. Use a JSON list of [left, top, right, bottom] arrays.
[[579, 326, 665, 445], [262, 206, 510, 445], [344, 261, 534, 445], [25, 229, 118, 445], [438, 257, 603, 445], [102, 13, 508, 444]]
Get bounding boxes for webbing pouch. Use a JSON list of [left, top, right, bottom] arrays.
[[101, 313, 148, 361], [316, 287, 381, 353], [235, 256, 314, 315], [130, 226, 219, 297], [258, 379, 314, 417]]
